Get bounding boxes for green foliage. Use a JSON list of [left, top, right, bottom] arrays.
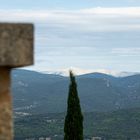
[[14, 113, 64, 140], [64, 71, 83, 140], [84, 108, 140, 140], [14, 108, 140, 140]]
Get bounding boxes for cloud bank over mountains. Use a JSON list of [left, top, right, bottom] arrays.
[[0, 7, 140, 71], [1, 7, 140, 31]]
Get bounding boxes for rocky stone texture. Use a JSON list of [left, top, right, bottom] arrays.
[[0, 23, 34, 140], [0, 68, 13, 140], [0, 23, 34, 67]]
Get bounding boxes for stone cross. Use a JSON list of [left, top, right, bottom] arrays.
[[0, 23, 34, 140]]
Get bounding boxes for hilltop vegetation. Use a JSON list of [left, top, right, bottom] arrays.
[[14, 108, 140, 140]]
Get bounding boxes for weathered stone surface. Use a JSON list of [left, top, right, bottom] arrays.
[[0, 23, 34, 140], [0, 23, 34, 67], [0, 67, 13, 140]]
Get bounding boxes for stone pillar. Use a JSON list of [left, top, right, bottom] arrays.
[[0, 23, 34, 140], [0, 67, 12, 140]]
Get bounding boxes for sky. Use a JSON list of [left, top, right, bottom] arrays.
[[0, 0, 140, 72]]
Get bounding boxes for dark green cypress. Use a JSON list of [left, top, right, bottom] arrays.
[[64, 71, 83, 140]]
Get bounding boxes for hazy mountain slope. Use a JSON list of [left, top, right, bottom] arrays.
[[11, 70, 140, 114]]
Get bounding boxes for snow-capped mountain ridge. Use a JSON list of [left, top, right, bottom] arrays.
[[41, 67, 139, 77]]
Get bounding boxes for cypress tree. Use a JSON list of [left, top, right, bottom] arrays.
[[64, 71, 83, 140]]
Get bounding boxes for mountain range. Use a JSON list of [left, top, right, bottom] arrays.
[[40, 67, 139, 77], [11, 69, 140, 115]]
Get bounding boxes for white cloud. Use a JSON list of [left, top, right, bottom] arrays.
[[0, 7, 140, 32], [1, 7, 140, 71], [81, 7, 140, 16], [111, 48, 140, 56]]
